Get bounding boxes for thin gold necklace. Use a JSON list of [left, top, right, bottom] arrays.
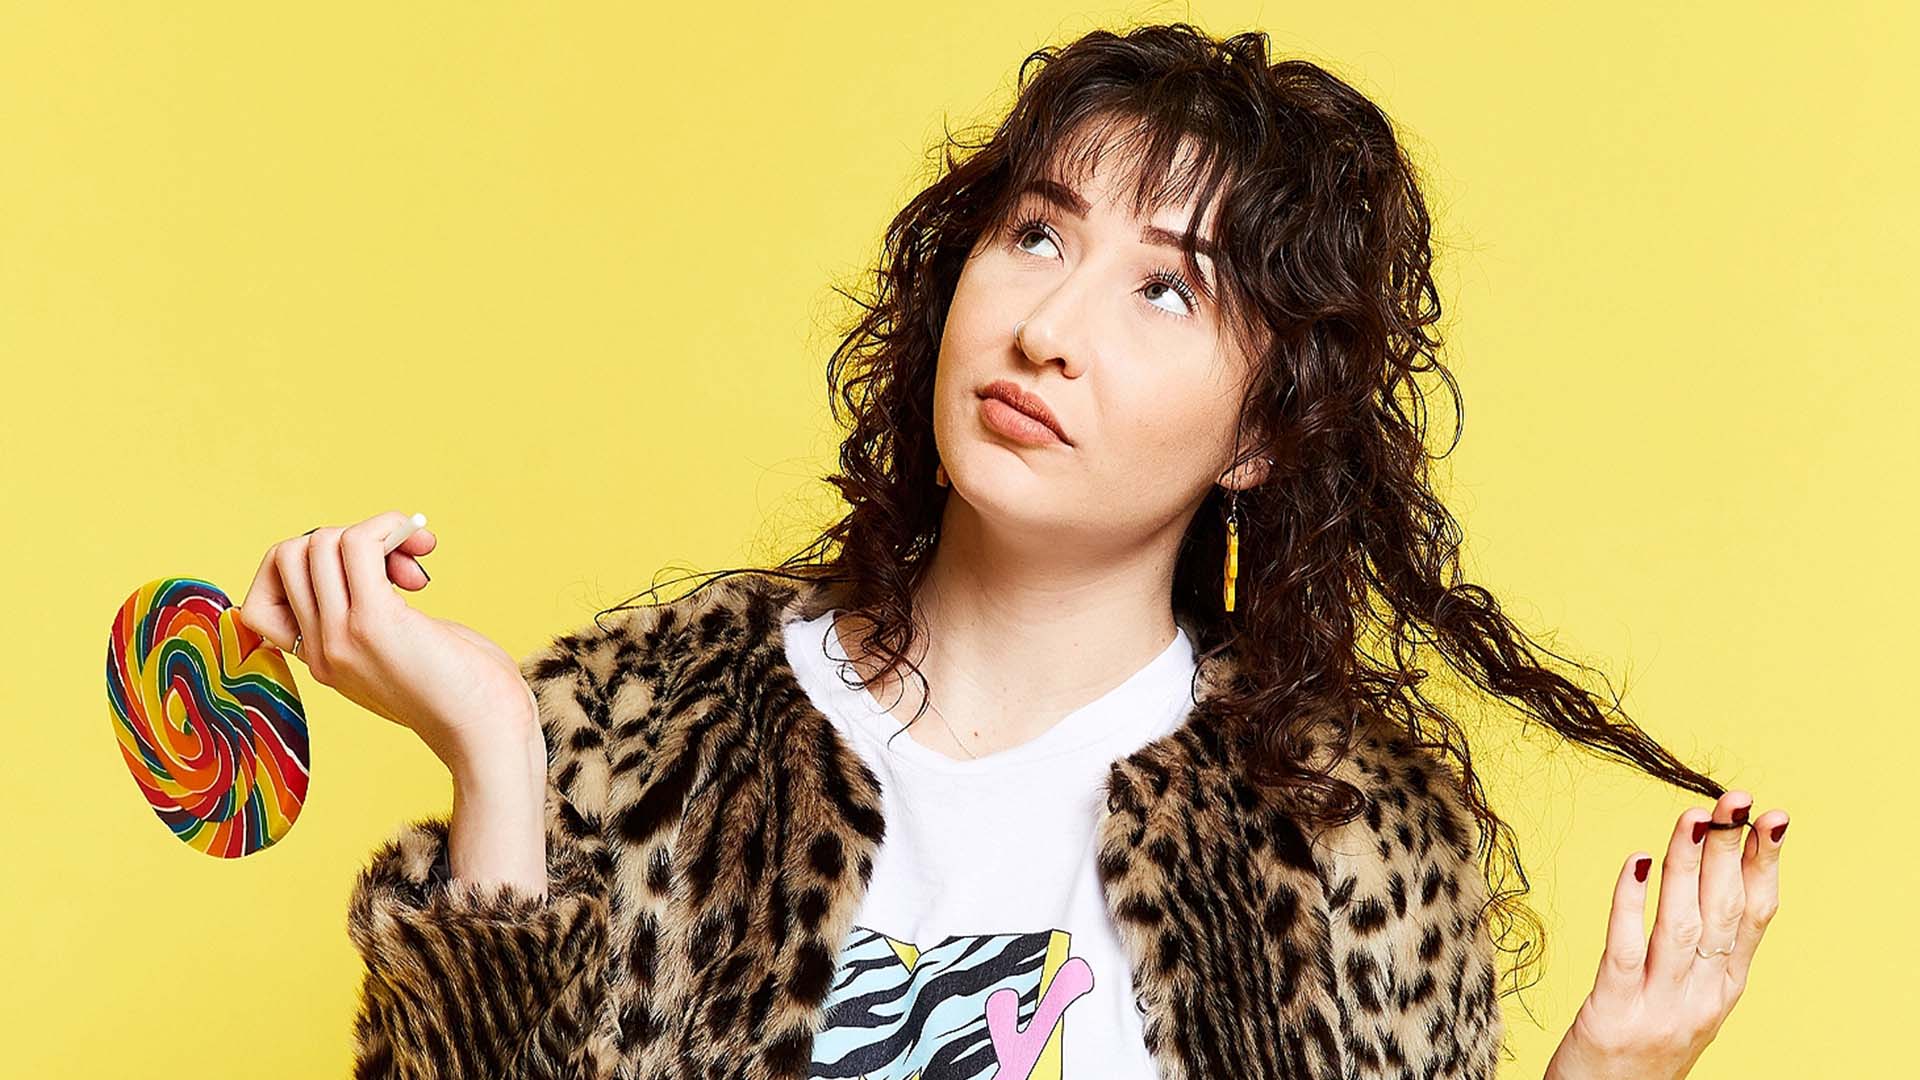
[[838, 614, 979, 760], [920, 691, 979, 760]]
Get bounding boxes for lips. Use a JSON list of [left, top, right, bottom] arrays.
[[978, 379, 1072, 446]]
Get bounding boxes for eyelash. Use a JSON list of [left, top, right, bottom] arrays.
[[1004, 214, 1202, 318]]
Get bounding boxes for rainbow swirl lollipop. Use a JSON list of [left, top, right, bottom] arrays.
[[106, 577, 308, 857]]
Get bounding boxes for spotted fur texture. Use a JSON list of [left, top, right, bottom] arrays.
[[347, 571, 1503, 1078]]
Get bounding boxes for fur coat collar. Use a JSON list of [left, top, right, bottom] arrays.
[[347, 570, 1504, 1079]]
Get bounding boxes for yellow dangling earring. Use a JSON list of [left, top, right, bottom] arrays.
[[1222, 496, 1241, 613]]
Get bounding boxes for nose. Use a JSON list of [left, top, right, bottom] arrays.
[[1011, 306, 1088, 379]]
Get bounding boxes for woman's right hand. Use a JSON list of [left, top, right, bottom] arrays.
[[237, 510, 536, 773]]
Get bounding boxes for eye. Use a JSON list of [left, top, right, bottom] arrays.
[[1144, 269, 1199, 318], [1003, 214, 1203, 321], [1008, 215, 1058, 258]]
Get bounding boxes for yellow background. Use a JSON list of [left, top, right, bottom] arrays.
[[3, 2, 1908, 1074]]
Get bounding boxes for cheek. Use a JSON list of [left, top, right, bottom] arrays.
[[935, 263, 1028, 395], [1107, 380, 1240, 484], [946, 263, 1017, 340], [936, 274, 996, 376], [933, 278, 994, 446]]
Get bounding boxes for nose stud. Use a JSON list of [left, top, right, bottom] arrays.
[[1014, 319, 1027, 340]]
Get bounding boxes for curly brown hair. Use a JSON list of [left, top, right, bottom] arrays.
[[601, 21, 1723, 1004]]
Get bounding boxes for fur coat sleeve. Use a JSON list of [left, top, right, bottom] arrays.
[[344, 614, 627, 1078]]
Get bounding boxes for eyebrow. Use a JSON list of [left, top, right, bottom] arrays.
[[1016, 178, 1220, 265]]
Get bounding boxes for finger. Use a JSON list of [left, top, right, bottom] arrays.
[[1692, 790, 1753, 975], [343, 511, 423, 607], [390, 525, 436, 591], [1645, 805, 1712, 985], [387, 539, 433, 591], [306, 526, 350, 654], [392, 526, 436, 558], [1596, 850, 1654, 996], [1728, 807, 1787, 990], [238, 539, 298, 650], [273, 535, 322, 661]]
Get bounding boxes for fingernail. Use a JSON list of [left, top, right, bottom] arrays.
[[1634, 856, 1651, 882], [1731, 803, 1750, 826], [1691, 820, 1709, 844], [1770, 822, 1788, 843]]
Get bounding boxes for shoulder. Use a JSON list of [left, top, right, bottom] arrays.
[[1317, 714, 1479, 869], [1310, 711, 1506, 1075], [518, 578, 736, 688], [517, 570, 844, 770], [1309, 711, 1488, 932], [518, 572, 802, 705]]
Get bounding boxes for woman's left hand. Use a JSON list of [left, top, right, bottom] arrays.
[[1543, 790, 1789, 1080]]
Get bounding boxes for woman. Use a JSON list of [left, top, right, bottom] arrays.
[[246, 23, 1787, 1080]]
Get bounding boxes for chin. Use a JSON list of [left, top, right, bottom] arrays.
[[944, 450, 1076, 525]]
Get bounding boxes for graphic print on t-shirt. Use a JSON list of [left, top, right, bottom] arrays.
[[809, 925, 1096, 1079]]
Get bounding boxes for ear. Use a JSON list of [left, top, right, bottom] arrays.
[[1219, 446, 1276, 492]]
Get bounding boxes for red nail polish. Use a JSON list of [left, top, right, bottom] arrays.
[[1731, 804, 1750, 826], [1634, 857, 1651, 882], [1691, 820, 1708, 844], [1770, 822, 1788, 842]]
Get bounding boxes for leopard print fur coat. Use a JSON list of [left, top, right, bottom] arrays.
[[346, 570, 1505, 1078]]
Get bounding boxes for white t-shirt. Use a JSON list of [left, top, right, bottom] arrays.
[[784, 607, 1198, 1080]]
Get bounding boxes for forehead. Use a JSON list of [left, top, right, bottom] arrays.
[[1028, 115, 1224, 231]]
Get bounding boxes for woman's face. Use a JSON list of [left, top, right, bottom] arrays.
[[933, 140, 1269, 552]]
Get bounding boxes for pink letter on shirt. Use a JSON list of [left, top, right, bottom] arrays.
[[984, 955, 1094, 1078]]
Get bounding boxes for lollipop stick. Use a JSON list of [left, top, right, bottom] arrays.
[[379, 512, 428, 557]]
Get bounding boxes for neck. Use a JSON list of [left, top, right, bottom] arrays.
[[835, 494, 1191, 757]]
